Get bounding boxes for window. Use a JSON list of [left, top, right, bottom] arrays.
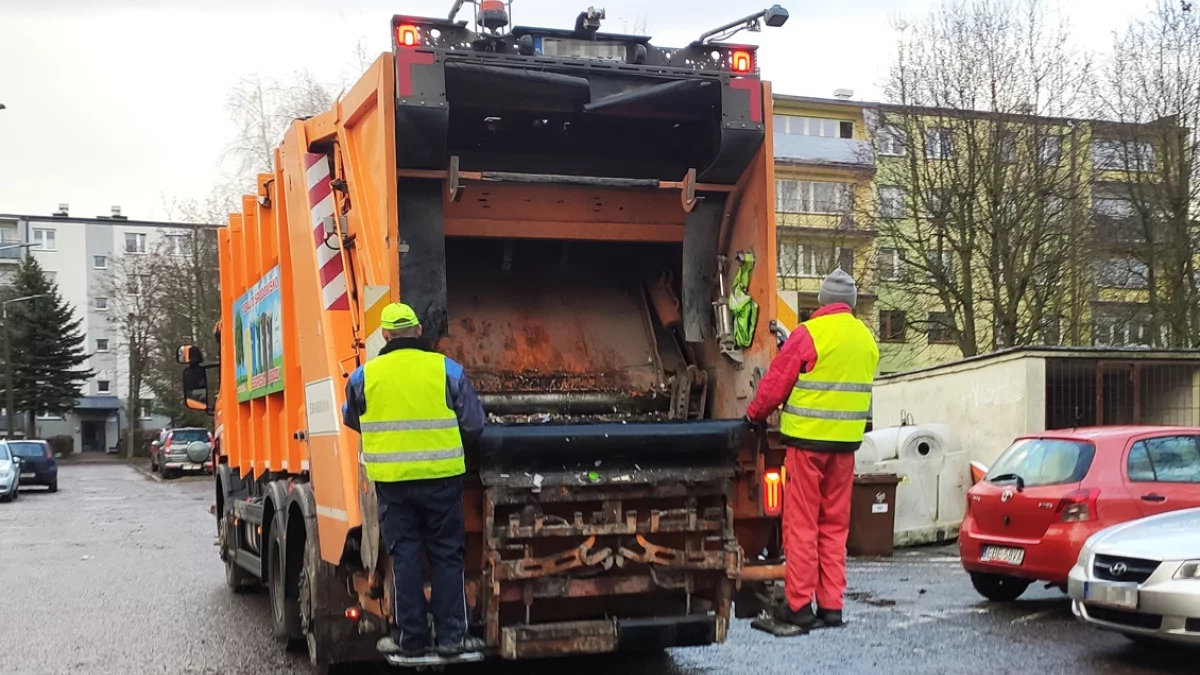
[[93, 255, 107, 269], [999, 132, 1017, 164], [927, 312, 955, 344], [781, 244, 854, 278], [97, 380, 111, 394], [1095, 256, 1148, 289], [877, 247, 903, 281], [925, 128, 954, 160], [987, 439, 1096, 488], [1093, 310, 1151, 347], [879, 310, 907, 343], [95, 338, 109, 352], [1092, 139, 1155, 171], [94, 297, 109, 310], [878, 185, 907, 219], [124, 232, 147, 254], [1038, 134, 1063, 165], [165, 234, 192, 257], [1128, 436, 1200, 484], [925, 249, 954, 281], [775, 115, 853, 138], [926, 188, 951, 217], [775, 180, 851, 215], [126, 274, 150, 296], [1093, 195, 1136, 219], [32, 228, 56, 251], [877, 125, 906, 156], [36, 411, 62, 420]]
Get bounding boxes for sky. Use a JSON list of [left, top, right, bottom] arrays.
[[0, 0, 1151, 222]]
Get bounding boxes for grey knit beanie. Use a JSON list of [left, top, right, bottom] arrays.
[[818, 268, 858, 308]]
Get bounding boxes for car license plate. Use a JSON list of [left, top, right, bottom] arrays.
[[184, 463, 200, 470], [980, 545, 1025, 566], [1084, 581, 1139, 610], [20, 472, 34, 479]]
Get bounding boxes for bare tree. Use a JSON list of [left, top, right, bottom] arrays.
[[1093, 0, 1200, 347], [223, 71, 334, 186], [97, 243, 171, 457], [875, 0, 1093, 357]]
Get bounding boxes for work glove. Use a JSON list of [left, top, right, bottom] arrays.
[[742, 415, 766, 433]]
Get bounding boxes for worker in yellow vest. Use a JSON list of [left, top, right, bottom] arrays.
[[745, 269, 879, 633], [341, 303, 486, 658]]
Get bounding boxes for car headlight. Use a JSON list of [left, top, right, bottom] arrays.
[[1175, 561, 1200, 580]]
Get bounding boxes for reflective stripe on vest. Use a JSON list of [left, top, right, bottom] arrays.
[[359, 349, 465, 482], [779, 312, 880, 444]]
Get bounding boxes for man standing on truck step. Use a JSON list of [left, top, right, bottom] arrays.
[[745, 269, 879, 633], [341, 302, 487, 658]]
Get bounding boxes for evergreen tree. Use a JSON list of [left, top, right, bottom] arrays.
[[2, 256, 93, 436]]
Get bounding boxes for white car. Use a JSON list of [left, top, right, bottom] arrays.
[[0, 442, 20, 502], [1069, 507, 1200, 646]]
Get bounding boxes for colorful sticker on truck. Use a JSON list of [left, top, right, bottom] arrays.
[[234, 266, 284, 401]]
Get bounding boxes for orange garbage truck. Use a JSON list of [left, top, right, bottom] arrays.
[[178, 4, 792, 671]]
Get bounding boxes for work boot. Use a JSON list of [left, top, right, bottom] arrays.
[[815, 608, 846, 628], [773, 603, 816, 631], [435, 635, 486, 657], [377, 635, 427, 658]]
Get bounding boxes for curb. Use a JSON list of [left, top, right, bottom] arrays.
[[131, 463, 163, 483]]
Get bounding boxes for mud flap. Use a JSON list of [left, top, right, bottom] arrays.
[[750, 617, 808, 638], [384, 652, 485, 669]]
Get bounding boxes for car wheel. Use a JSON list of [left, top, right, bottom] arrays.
[[0, 491, 10, 503], [969, 572, 1031, 602], [48, 479, 57, 493]]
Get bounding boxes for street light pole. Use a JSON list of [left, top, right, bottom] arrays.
[[4, 293, 47, 439]]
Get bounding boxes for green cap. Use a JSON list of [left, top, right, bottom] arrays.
[[380, 302, 420, 330]]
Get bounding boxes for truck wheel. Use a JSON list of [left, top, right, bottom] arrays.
[[969, 572, 1031, 602], [222, 515, 258, 593], [269, 513, 305, 652]]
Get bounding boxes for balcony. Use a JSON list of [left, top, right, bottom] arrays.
[[774, 134, 875, 170], [0, 240, 23, 262]]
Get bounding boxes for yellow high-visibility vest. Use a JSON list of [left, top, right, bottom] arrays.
[[359, 349, 465, 482], [778, 312, 879, 444]]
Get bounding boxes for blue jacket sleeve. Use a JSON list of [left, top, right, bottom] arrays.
[[341, 366, 365, 432], [445, 357, 486, 443]]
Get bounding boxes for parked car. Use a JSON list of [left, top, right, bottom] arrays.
[[0, 442, 20, 502], [3, 440, 57, 493], [151, 428, 214, 479], [1067, 507, 1200, 646], [959, 426, 1200, 602]]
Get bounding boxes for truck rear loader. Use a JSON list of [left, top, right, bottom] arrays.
[[178, 3, 793, 671]]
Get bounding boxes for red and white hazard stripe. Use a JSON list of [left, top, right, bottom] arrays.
[[305, 153, 350, 311]]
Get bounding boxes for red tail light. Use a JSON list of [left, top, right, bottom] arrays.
[[1056, 488, 1100, 523], [731, 50, 753, 73], [396, 24, 420, 47], [763, 470, 783, 516], [44, 445, 52, 459]]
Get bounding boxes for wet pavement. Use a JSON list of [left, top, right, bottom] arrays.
[[0, 462, 1192, 675]]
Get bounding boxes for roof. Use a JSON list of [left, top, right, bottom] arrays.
[[0, 213, 221, 230], [1025, 425, 1200, 442], [877, 345, 1200, 382]]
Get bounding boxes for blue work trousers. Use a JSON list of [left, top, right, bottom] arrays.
[[376, 476, 467, 650]]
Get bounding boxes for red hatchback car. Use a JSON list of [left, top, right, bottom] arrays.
[[960, 426, 1200, 602]]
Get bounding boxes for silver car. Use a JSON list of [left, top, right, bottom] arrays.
[[1069, 507, 1200, 646], [0, 442, 20, 502]]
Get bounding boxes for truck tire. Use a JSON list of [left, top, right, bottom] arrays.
[[269, 513, 305, 652], [969, 572, 1031, 602]]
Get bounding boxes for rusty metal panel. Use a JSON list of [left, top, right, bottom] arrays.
[[500, 620, 618, 660]]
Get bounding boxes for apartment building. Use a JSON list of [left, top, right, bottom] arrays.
[[0, 205, 209, 452], [771, 93, 1189, 374]]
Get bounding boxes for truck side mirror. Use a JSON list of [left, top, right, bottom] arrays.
[[177, 344, 204, 366], [182, 365, 210, 412]]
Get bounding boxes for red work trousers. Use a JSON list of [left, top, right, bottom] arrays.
[[783, 448, 855, 612]]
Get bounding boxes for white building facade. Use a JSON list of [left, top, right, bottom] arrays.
[[0, 205, 216, 453]]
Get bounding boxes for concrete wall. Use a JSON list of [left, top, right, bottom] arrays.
[[873, 353, 1047, 466]]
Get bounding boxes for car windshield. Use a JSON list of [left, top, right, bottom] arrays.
[[171, 429, 209, 443], [0, 445, 9, 461], [8, 441, 47, 458], [986, 438, 1095, 488]]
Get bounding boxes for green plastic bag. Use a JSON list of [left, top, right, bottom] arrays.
[[729, 251, 758, 348]]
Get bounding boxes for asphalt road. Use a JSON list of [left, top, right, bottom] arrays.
[[0, 461, 1193, 675]]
